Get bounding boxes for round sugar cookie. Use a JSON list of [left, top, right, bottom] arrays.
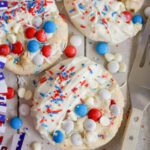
[[0, 1, 68, 75], [31, 56, 124, 150], [64, 0, 143, 44], [123, 0, 145, 13]]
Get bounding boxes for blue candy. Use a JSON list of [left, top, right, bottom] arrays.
[[132, 15, 143, 24], [74, 104, 88, 117], [27, 40, 40, 53], [53, 130, 64, 143], [10, 117, 23, 130], [43, 21, 57, 33], [96, 42, 109, 55]]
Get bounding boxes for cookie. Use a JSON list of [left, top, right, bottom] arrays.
[[31, 57, 124, 149], [0, 1, 68, 75], [124, 0, 144, 13], [64, 0, 142, 44]]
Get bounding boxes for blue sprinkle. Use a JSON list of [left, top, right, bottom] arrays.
[[40, 92, 46, 98]]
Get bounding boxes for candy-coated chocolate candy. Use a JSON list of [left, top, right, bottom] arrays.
[[99, 89, 111, 101], [33, 16, 42, 27], [71, 133, 83, 145], [114, 53, 122, 62], [88, 108, 102, 121], [5, 87, 15, 99], [24, 90, 33, 100], [31, 141, 42, 150], [53, 130, 64, 143], [122, 11, 133, 23], [132, 15, 143, 24], [74, 104, 88, 117], [25, 27, 36, 39], [0, 44, 10, 56], [64, 45, 77, 58], [18, 87, 26, 98], [100, 116, 110, 126], [19, 103, 30, 116], [36, 29, 47, 42], [70, 35, 82, 47], [10, 117, 23, 129], [144, 7, 150, 17], [27, 40, 40, 53], [110, 104, 121, 117], [84, 119, 96, 132], [12, 41, 23, 55], [62, 119, 74, 134], [33, 54, 44, 66], [104, 53, 114, 62], [43, 21, 57, 33], [96, 42, 109, 55], [41, 45, 51, 57], [107, 61, 119, 73]]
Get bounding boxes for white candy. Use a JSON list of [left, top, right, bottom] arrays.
[[33, 16, 42, 27], [114, 53, 122, 62], [84, 119, 96, 132], [19, 103, 30, 116], [62, 119, 74, 134], [7, 34, 17, 43], [38, 126, 48, 138], [119, 62, 127, 73], [107, 61, 119, 73], [104, 53, 114, 62], [31, 141, 42, 150], [13, 24, 21, 34], [70, 35, 82, 47], [85, 97, 95, 107], [33, 54, 44, 66], [110, 104, 121, 117], [144, 7, 150, 17], [100, 116, 110, 126], [99, 89, 111, 101], [24, 90, 33, 100], [71, 133, 83, 145], [68, 111, 77, 121], [18, 87, 26, 98]]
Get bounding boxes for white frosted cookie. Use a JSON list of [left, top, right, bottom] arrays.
[[0, 1, 68, 75], [31, 56, 124, 150], [64, 0, 142, 44], [124, 0, 145, 13]]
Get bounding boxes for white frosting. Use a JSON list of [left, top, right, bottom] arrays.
[[32, 56, 124, 149], [0, 1, 68, 74], [64, 0, 142, 44]]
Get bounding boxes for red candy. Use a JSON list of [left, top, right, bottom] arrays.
[[41, 45, 51, 57], [25, 27, 36, 39], [88, 108, 102, 121], [36, 29, 47, 42], [122, 11, 133, 23], [0, 44, 10, 56], [64, 45, 77, 58], [12, 41, 23, 55], [4, 87, 15, 99]]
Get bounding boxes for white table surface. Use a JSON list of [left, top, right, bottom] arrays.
[[2, 1, 150, 150]]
